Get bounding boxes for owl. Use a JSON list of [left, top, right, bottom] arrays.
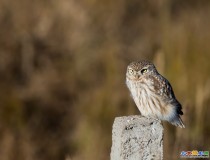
[[126, 60, 185, 128]]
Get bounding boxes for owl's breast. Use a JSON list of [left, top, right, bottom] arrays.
[[126, 78, 164, 117]]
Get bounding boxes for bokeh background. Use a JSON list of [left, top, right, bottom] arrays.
[[0, 0, 210, 159]]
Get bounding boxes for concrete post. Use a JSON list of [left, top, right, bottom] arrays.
[[110, 115, 163, 160]]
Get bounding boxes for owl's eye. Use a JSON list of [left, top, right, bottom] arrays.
[[128, 69, 134, 74], [141, 68, 147, 74]]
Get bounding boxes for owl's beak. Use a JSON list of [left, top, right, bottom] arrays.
[[136, 74, 140, 79]]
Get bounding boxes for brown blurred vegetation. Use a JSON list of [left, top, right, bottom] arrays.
[[0, 0, 210, 159]]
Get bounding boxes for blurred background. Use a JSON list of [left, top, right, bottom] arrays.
[[0, 0, 210, 159]]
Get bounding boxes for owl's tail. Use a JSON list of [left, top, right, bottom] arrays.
[[170, 116, 185, 128]]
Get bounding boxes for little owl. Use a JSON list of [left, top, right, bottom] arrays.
[[126, 60, 185, 128]]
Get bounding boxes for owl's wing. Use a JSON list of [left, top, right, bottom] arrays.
[[149, 74, 183, 115]]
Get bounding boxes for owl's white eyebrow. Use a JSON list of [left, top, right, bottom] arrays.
[[141, 67, 148, 70]]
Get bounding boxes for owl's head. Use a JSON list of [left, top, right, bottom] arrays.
[[126, 60, 157, 80]]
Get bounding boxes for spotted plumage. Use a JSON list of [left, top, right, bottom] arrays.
[[126, 60, 185, 128]]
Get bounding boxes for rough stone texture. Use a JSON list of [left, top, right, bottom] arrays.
[[110, 115, 163, 160]]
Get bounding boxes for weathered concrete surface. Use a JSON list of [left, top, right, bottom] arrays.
[[110, 115, 163, 160]]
